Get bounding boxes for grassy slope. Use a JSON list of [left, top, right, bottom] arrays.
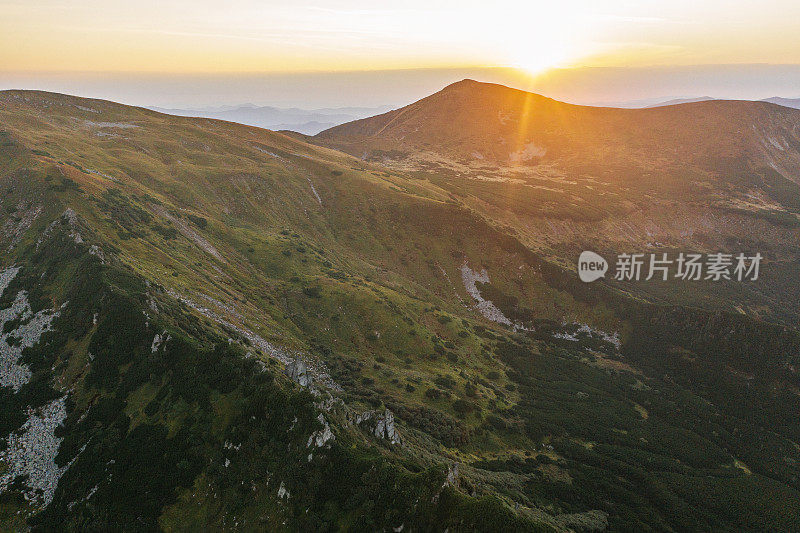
[[313, 80, 800, 325], [1, 90, 799, 531]]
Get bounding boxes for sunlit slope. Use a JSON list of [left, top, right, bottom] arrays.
[[314, 80, 800, 324], [0, 90, 612, 337], [2, 90, 800, 531], [315, 79, 800, 225], [317, 79, 800, 179]]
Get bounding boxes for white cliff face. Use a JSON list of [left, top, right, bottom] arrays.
[[277, 481, 290, 499], [0, 396, 69, 507]]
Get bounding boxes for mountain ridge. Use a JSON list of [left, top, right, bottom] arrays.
[[1, 88, 800, 531]]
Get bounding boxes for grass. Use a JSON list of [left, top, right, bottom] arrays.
[[2, 90, 800, 531]]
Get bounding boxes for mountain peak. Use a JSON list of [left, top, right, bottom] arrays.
[[438, 78, 529, 96], [445, 78, 482, 87]]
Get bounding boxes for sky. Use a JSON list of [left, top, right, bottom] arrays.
[[2, 1, 800, 108]]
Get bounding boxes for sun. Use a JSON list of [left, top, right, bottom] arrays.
[[479, 1, 595, 76], [509, 48, 570, 76]]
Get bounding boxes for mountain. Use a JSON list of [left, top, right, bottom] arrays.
[[584, 96, 716, 108], [315, 79, 800, 323], [316, 80, 800, 175], [1, 89, 800, 531], [644, 96, 716, 107], [762, 96, 800, 110], [148, 103, 394, 135], [583, 95, 800, 111], [557, 96, 800, 110]]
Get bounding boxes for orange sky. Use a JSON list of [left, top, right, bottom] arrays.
[[3, 0, 800, 75]]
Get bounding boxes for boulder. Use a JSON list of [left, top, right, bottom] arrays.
[[307, 414, 335, 448], [356, 408, 402, 445], [285, 356, 311, 387]]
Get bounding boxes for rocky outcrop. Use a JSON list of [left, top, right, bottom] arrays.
[[444, 463, 459, 488], [307, 414, 335, 448], [0, 266, 20, 297], [168, 290, 341, 391], [0, 265, 70, 509], [0, 396, 69, 507], [1, 287, 61, 391], [277, 481, 290, 499], [150, 331, 170, 353], [459, 262, 513, 327], [285, 356, 311, 387], [39, 209, 83, 248], [355, 408, 402, 445]]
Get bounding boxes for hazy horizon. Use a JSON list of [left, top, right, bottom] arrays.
[[4, 0, 800, 111], [3, 64, 800, 111]]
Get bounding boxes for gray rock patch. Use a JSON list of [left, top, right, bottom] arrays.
[[0, 396, 69, 507]]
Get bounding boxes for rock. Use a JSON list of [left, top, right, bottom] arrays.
[[285, 356, 311, 387], [39, 209, 83, 247], [151, 331, 170, 353], [459, 262, 513, 327], [277, 481, 290, 499], [1, 289, 61, 391], [307, 414, 335, 448], [0, 396, 69, 507], [0, 266, 20, 298], [445, 463, 459, 487], [356, 408, 402, 445], [88, 245, 105, 261]]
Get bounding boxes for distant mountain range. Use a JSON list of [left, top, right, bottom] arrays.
[[644, 96, 716, 107], [596, 95, 800, 109], [150, 96, 800, 137], [762, 96, 800, 109], [147, 103, 395, 135]]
